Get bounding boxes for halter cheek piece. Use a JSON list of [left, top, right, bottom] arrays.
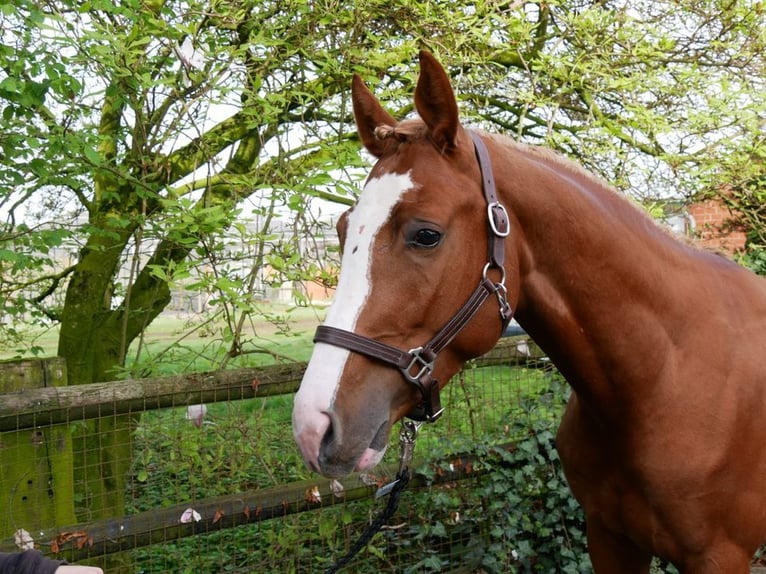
[[314, 130, 513, 422]]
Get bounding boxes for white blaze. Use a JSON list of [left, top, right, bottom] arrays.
[[293, 172, 415, 468]]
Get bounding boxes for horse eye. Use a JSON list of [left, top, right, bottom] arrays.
[[412, 228, 442, 248]]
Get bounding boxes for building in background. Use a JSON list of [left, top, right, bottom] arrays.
[[686, 195, 746, 255]]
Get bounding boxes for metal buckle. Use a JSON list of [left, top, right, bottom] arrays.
[[376, 420, 423, 498], [402, 346, 434, 383], [482, 262, 507, 286], [487, 201, 510, 238]]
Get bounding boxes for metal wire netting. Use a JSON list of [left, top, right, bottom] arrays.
[[0, 339, 569, 573]]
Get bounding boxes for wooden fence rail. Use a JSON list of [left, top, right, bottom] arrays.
[[0, 441, 514, 561], [0, 362, 305, 432], [0, 337, 543, 433]]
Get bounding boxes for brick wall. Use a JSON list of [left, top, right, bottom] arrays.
[[687, 198, 746, 254]]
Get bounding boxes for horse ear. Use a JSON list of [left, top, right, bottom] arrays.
[[414, 51, 460, 150], [351, 74, 398, 158]]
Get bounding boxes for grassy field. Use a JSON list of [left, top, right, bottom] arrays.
[[0, 303, 324, 369], [123, 305, 323, 377]]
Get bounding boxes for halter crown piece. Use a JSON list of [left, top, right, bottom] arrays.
[[314, 130, 513, 422]]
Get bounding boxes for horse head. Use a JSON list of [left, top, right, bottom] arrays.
[[293, 51, 520, 478]]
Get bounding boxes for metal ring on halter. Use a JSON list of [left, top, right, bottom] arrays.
[[482, 261, 507, 287]]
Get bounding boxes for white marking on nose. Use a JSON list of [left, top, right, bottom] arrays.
[[293, 172, 416, 469]]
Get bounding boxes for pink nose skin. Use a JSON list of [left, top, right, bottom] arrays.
[[355, 447, 386, 471], [293, 411, 331, 473]]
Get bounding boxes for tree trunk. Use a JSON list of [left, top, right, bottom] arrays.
[[57, 228, 140, 572], [57, 227, 130, 518]]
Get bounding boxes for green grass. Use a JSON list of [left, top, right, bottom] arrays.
[[0, 303, 324, 369], [123, 304, 323, 376]]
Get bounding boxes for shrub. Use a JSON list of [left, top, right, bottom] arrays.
[[406, 380, 591, 573]]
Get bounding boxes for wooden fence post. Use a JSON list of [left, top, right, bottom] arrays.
[[0, 357, 77, 541]]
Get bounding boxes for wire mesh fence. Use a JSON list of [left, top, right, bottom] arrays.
[[0, 338, 574, 573]]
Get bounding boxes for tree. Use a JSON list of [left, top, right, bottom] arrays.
[[1, 0, 764, 547], [1, 0, 381, 539]]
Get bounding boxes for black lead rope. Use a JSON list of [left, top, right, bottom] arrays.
[[324, 421, 421, 574], [323, 470, 410, 574]]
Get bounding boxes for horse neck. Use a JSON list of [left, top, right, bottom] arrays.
[[496, 144, 697, 410]]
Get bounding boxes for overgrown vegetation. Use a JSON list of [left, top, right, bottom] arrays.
[[123, 362, 593, 573], [402, 375, 590, 574]]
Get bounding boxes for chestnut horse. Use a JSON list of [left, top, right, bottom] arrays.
[[292, 51, 766, 572]]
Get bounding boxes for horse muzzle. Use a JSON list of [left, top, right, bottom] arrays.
[[293, 406, 390, 478]]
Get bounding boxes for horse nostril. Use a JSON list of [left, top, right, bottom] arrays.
[[293, 405, 333, 473], [319, 411, 340, 457]]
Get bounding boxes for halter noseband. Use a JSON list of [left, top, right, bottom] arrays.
[[314, 130, 512, 422]]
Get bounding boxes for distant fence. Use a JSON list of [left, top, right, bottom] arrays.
[[0, 338, 555, 573]]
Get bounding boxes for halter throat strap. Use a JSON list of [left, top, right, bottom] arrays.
[[471, 130, 509, 269], [313, 130, 512, 422]]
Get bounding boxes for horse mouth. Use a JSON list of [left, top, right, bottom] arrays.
[[319, 416, 390, 477]]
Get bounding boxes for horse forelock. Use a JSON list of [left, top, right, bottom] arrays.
[[373, 119, 429, 144]]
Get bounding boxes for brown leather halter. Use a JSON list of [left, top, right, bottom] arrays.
[[314, 131, 512, 422]]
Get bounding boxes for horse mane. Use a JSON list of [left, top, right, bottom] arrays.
[[374, 121, 607, 191], [485, 133, 718, 254], [485, 132, 611, 191]]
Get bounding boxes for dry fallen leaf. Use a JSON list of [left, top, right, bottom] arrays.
[[305, 485, 321, 504], [51, 530, 90, 554]]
